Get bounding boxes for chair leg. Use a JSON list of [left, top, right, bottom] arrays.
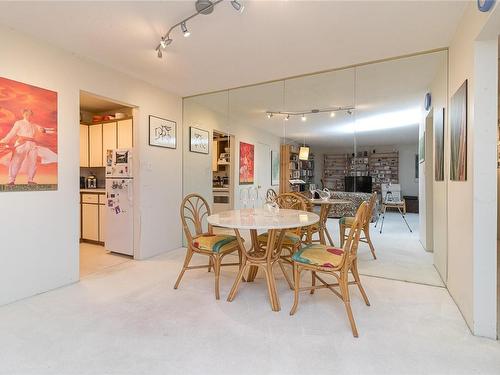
[[213, 256, 221, 300], [310, 271, 316, 294], [227, 263, 248, 302], [290, 263, 301, 315], [364, 226, 376, 260], [174, 248, 194, 289], [266, 263, 280, 311], [339, 271, 359, 338], [351, 261, 370, 306], [339, 223, 346, 247], [208, 257, 213, 273], [278, 260, 294, 290]]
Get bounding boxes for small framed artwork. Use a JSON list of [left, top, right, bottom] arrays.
[[189, 127, 209, 154], [271, 150, 279, 186], [149, 115, 176, 149]]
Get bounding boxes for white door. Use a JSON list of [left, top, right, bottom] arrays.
[[105, 178, 134, 256]]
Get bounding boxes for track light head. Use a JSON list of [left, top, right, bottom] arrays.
[[285, 114, 290, 121], [181, 22, 190, 37], [157, 49, 163, 59], [160, 37, 172, 48], [231, 0, 244, 13], [267, 112, 273, 119], [347, 110, 352, 115]]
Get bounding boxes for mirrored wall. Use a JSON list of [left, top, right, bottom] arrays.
[[182, 50, 448, 285]]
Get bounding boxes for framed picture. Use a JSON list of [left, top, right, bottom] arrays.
[[450, 80, 467, 181], [0, 76, 58, 192], [418, 132, 425, 163], [271, 150, 279, 186], [149, 115, 176, 149], [189, 127, 209, 154], [239, 142, 254, 185], [434, 108, 445, 181]]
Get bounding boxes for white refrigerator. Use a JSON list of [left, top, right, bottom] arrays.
[[105, 149, 134, 256]]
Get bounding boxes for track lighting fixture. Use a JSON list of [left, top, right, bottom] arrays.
[[265, 106, 355, 120], [231, 0, 244, 13], [181, 22, 190, 37], [155, 0, 243, 59]]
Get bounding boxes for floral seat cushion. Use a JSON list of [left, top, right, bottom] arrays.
[[192, 234, 238, 253], [292, 244, 345, 268], [257, 231, 301, 246]]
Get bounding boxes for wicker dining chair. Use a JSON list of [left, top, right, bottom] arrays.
[[175, 194, 242, 300], [339, 192, 378, 259], [256, 192, 308, 288], [290, 202, 371, 337], [266, 188, 278, 203]]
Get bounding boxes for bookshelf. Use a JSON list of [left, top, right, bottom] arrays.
[[322, 150, 399, 192], [280, 144, 314, 193]]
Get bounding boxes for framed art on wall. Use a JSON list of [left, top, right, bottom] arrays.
[[0, 76, 58, 192], [450, 80, 467, 181], [271, 150, 279, 186], [189, 127, 209, 154], [239, 141, 254, 185], [149, 115, 176, 149]]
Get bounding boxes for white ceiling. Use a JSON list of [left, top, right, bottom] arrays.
[[187, 50, 447, 148], [0, 1, 466, 97]]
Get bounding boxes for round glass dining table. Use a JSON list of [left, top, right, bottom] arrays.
[[207, 208, 319, 312], [308, 198, 351, 246]]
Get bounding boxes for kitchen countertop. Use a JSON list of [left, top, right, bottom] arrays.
[[80, 189, 106, 194]]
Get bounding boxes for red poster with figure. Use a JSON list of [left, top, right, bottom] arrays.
[[239, 141, 254, 185], [0, 76, 58, 191]]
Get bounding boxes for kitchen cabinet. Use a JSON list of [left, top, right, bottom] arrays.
[[82, 203, 99, 242], [102, 121, 117, 165], [89, 124, 103, 168], [212, 140, 218, 172], [80, 118, 133, 167], [80, 125, 89, 167], [117, 119, 133, 149], [81, 192, 106, 244]]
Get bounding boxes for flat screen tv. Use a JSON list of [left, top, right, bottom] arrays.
[[344, 176, 372, 193]]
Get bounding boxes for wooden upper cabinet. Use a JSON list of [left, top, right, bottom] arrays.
[[102, 122, 117, 165], [89, 124, 103, 168], [80, 124, 89, 167], [117, 119, 133, 149]]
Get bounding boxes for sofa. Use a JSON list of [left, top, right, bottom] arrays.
[[328, 191, 379, 222]]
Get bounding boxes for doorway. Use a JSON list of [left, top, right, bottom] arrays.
[[212, 130, 235, 213], [79, 91, 135, 277]]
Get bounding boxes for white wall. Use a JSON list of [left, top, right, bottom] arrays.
[[446, 2, 487, 332], [0, 26, 183, 306], [430, 52, 449, 281]]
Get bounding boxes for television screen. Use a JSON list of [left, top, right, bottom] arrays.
[[344, 176, 372, 193]]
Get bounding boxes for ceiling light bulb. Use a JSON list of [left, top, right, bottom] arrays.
[[301, 114, 306, 122], [157, 49, 163, 58], [181, 22, 190, 37], [285, 114, 290, 121], [231, 0, 244, 13], [330, 111, 335, 118]]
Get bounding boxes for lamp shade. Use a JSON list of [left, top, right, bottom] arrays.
[[299, 146, 310, 160]]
